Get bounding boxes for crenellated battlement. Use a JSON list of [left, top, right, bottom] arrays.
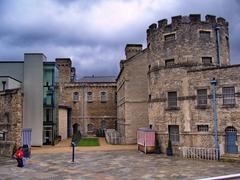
[[147, 14, 228, 34], [147, 14, 230, 67]]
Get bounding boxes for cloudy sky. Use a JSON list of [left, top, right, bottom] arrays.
[[0, 0, 239, 78]]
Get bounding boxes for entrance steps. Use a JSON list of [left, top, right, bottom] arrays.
[[220, 153, 240, 163]]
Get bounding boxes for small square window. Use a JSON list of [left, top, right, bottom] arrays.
[[199, 30, 211, 39], [197, 125, 209, 132], [165, 59, 175, 67], [202, 57, 212, 65], [164, 33, 175, 42]]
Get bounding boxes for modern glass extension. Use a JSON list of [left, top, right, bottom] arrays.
[[43, 62, 59, 145]]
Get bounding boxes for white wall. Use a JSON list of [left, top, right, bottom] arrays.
[[23, 53, 45, 146], [0, 77, 21, 91]]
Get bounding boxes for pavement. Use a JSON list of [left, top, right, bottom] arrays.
[[1, 138, 240, 180], [31, 138, 137, 154]]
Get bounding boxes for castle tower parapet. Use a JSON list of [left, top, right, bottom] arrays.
[[125, 44, 143, 59], [56, 58, 72, 83], [147, 14, 230, 67]]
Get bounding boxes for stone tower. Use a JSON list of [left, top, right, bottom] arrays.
[[56, 58, 72, 104], [147, 14, 230, 68]]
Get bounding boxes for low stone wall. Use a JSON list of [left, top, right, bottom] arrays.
[[0, 141, 15, 157]]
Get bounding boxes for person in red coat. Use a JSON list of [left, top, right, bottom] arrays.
[[15, 147, 23, 167]]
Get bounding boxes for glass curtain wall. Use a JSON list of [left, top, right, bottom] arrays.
[[43, 62, 59, 145]]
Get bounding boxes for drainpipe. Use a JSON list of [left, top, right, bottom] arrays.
[[82, 85, 86, 136], [211, 78, 219, 159], [215, 26, 221, 66]]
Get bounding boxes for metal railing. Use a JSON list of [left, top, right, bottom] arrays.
[[182, 147, 219, 160]]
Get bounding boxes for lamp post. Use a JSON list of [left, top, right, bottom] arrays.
[[210, 78, 219, 159]]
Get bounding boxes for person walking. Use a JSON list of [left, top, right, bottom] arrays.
[[15, 147, 24, 167]]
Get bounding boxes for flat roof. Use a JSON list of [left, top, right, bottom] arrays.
[[78, 76, 116, 83]]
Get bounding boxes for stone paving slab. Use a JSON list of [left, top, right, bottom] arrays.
[[1, 150, 240, 180]]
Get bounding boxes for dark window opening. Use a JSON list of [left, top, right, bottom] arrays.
[[165, 59, 175, 67], [197, 125, 209, 132], [199, 30, 211, 39], [168, 91, 177, 107], [164, 33, 175, 42], [2, 81, 6, 91], [202, 57, 212, 65]]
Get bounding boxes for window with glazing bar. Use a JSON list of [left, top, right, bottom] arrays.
[[197, 125, 209, 132], [197, 89, 207, 106], [87, 92, 93, 102], [169, 125, 179, 144], [223, 87, 235, 105], [168, 91, 177, 107], [101, 92, 107, 102], [73, 92, 79, 102]]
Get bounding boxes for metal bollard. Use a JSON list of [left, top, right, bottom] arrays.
[[71, 141, 76, 162]]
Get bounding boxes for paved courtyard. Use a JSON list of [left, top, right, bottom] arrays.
[[1, 150, 240, 180]]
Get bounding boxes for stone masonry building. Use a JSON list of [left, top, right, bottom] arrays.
[[117, 45, 149, 144], [117, 14, 240, 155], [56, 58, 117, 138], [0, 88, 23, 156]]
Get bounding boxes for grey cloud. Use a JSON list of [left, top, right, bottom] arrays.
[[0, 0, 239, 77]]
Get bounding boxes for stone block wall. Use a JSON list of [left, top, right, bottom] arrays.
[[117, 48, 149, 144], [56, 58, 117, 136], [149, 65, 240, 155], [147, 14, 230, 67], [0, 88, 23, 156]]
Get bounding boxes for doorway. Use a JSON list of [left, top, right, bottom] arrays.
[[225, 126, 238, 154]]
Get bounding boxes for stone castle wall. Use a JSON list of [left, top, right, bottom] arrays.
[[117, 47, 149, 144], [56, 59, 117, 136], [0, 88, 23, 156], [147, 14, 230, 67], [149, 62, 240, 154]]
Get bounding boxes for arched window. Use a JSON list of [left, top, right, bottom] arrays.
[[101, 120, 107, 129], [87, 92, 93, 102], [87, 124, 95, 132], [101, 92, 107, 102], [73, 92, 79, 102], [3, 113, 9, 124]]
